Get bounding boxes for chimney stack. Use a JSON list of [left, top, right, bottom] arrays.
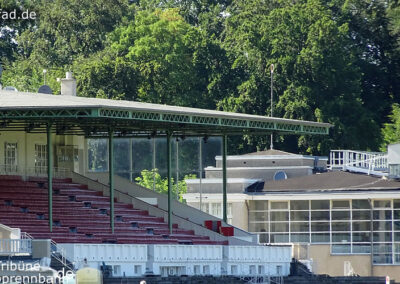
[[60, 72, 76, 96]]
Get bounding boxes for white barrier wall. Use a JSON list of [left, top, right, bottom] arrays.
[[150, 245, 223, 277], [59, 244, 147, 277], [59, 244, 292, 278], [223, 246, 291, 276]]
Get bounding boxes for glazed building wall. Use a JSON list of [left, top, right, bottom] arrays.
[[248, 198, 400, 265]]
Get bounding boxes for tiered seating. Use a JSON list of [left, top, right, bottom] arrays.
[[0, 175, 227, 245]]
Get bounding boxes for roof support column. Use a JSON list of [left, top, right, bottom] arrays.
[[47, 123, 53, 232], [167, 131, 173, 234], [222, 134, 228, 223], [109, 129, 115, 234]]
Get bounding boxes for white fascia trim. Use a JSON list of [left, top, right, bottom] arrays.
[[183, 191, 400, 202], [185, 178, 261, 184], [215, 155, 328, 161], [204, 166, 313, 171]]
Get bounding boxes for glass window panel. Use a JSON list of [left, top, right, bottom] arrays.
[[395, 254, 400, 264], [311, 211, 330, 221], [311, 233, 330, 243], [87, 139, 108, 172], [270, 211, 289, 221], [332, 233, 351, 242], [332, 211, 350, 220], [352, 244, 371, 254], [394, 232, 400, 242], [270, 202, 288, 210], [248, 223, 268, 233], [270, 234, 289, 243], [352, 200, 370, 209], [394, 243, 400, 253], [352, 210, 371, 220], [249, 212, 268, 222], [394, 221, 400, 231], [311, 222, 330, 232], [373, 221, 392, 231], [258, 233, 268, 243], [394, 200, 400, 209], [374, 200, 391, 209], [352, 232, 371, 242], [290, 211, 309, 221], [373, 244, 392, 254], [373, 232, 392, 242], [394, 210, 400, 220], [331, 244, 351, 254], [290, 222, 309, 232], [332, 200, 350, 209], [249, 201, 268, 211], [290, 200, 309, 210], [373, 210, 392, 220], [311, 200, 329, 210], [332, 222, 350, 231], [291, 234, 310, 243], [352, 221, 371, 231], [270, 222, 289, 232], [373, 254, 392, 264]]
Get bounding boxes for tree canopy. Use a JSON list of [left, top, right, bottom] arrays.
[[1, 0, 399, 155]]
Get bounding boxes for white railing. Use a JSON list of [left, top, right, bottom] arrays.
[[329, 150, 388, 176], [0, 239, 32, 255], [0, 165, 71, 179]]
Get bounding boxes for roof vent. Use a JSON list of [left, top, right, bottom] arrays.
[[3, 86, 18, 92], [38, 85, 53, 94], [60, 71, 76, 96]]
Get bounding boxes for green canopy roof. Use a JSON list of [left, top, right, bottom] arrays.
[[0, 90, 331, 136]]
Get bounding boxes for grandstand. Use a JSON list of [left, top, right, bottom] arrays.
[[0, 73, 331, 279]]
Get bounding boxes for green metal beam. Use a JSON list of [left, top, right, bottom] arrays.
[[222, 135, 227, 223], [167, 132, 173, 234], [109, 129, 115, 234], [47, 123, 53, 232], [0, 108, 331, 136]]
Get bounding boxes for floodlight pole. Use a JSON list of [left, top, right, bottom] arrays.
[[222, 134, 228, 223], [109, 129, 115, 234], [270, 64, 274, 150], [47, 123, 53, 232], [167, 131, 173, 234]]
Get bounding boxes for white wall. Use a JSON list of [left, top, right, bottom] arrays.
[[59, 243, 292, 277]]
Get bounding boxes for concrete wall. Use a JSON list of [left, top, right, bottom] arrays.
[[216, 156, 316, 168], [0, 131, 85, 175], [308, 244, 371, 277], [73, 172, 257, 244], [308, 244, 400, 281], [205, 167, 312, 181]]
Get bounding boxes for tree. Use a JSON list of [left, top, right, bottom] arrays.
[[381, 104, 400, 151], [220, 0, 381, 154], [135, 168, 196, 201]]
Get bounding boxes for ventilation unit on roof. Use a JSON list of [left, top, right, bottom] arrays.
[[3, 86, 18, 92], [273, 171, 287, 181], [38, 85, 53, 94]]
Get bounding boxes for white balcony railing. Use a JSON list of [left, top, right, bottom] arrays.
[[329, 150, 388, 176], [0, 165, 70, 179], [0, 239, 32, 255]]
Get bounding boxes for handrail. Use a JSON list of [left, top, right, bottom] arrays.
[[51, 239, 75, 272], [0, 239, 32, 255], [329, 150, 388, 175]]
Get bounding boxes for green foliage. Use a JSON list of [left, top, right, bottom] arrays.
[[1, 0, 400, 156], [135, 168, 196, 201], [381, 104, 400, 151]]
